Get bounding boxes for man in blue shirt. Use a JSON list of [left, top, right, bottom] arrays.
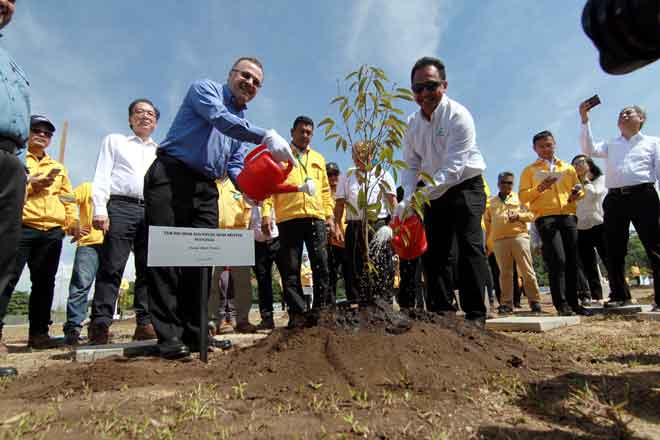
[[145, 56, 295, 360], [0, 0, 28, 376]]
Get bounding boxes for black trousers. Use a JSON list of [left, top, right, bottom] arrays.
[[0, 150, 26, 314], [603, 186, 660, 304], [254, 238, 283, 320], [0, 227, 63, 335], [91, 198, 150, 326], [278, 218, 332, 314], [327, 244, 346, 299], [344, 218, 394, 304], [577, 223, 612, 301], [488, 253, 521, 306], [535, 215, 579, 311], [144, 155, 218, 345], [422, 175, 488, 319], [398, 256, 424, 309]]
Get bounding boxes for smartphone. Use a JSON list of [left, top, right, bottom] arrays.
[[48, 168, 61, 176], [583, 94, 601, 110]]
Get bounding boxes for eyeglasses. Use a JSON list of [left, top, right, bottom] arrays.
[[500, 181, 514, 185], [572, 158, 587, 166], [133, 108, 157, 118], [31, 128, 53, 138], [411, 81, 441, 94], [232, 69, 262, 88]]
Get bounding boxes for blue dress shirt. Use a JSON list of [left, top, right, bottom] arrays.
[[0, 43, 31, 161], [159, 80, 266, 184]]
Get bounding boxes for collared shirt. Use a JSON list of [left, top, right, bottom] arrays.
[[580, 122, 660, 189], [336, 167, 396, 221], [519, 157, 582, 219], [74, 182, 104, 247], [264, 145, 333, 224], [23, 151, 77, 231], [217, 179, 250, 229], [401, 94, 486, 201], [250, 205, 279, 242], [484, 191, 534, 243], [575, 175, 606, 230], [159, 80, 266, 182], [92, 133, 157, 217], [0, 44, 30, 160]]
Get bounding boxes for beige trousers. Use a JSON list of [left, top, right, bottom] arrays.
[[493, 235, 541, 307]]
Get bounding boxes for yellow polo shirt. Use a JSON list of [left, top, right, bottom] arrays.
[[217, 179, 250, 229], [485, 192, 534, 243], [23, 151, 77, 231], [519, 158, 583, 219], [264, 146, 333, 224], [74, 182, 104, 247]]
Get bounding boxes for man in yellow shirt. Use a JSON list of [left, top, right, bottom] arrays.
[[485, 172, 542, 314], [62, 182, 104, 345], [265, 116, 335, 328], [0, 116, 77, 349], [519, 130, 590, 316]]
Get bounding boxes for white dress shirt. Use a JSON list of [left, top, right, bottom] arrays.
[[92, 133, 158, 216], [250, 206, 279, 242], [401, 94, 486, 201], [575, 175, 606, 230], [335, 167, 396, 221], [580, 122, 660, 189]]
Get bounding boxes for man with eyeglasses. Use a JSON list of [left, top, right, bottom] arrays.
[[0, 115, 78, 349], [88, 99, 160, 345], [580, 103, 660, 311], [145, 57, 296, 360], [399, 56, 489, 325], [485, 172, 543, 314], [0, 0, 27, 376]]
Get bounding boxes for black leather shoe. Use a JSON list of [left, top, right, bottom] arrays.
[[158, 338, 190, 360], [0, 367, 17, 377], [574, 306, 594, 316], [604, 300, 625, 308], [187, 338, 232, 353], [558, 306, 575, 316]]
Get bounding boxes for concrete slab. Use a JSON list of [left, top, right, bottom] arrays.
[[75, 340, 158, 363], [486, 316, 581, 332], [638, 312, 660, 322], [584, 304, 653, 315]]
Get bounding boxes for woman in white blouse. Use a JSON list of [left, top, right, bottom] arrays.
[[572, 154, 609, 303]]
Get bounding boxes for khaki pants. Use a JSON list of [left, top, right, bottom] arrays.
[[493, 235, 541, 307]]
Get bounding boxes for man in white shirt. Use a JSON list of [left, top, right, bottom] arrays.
[[580, 103, 660, 310], [334, 142, 397, 304], [400, 57, 489, 323], [88, 99, 159, 344]]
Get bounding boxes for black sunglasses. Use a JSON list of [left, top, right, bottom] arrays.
[[31, 128, 53, 138], [500, 181, 514, 185], [411, 80, 442, 94]]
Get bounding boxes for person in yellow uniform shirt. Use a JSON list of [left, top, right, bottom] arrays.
[[519, 130, 590, 316], [265, 116, 335, 329], [325, 162, 346, 299], [0, 116, 77, 349], [210, 178, 256, 333], [62, 182, 105, 345]]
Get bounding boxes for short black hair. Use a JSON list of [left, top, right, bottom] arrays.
[[498, 171, 514, 183], [326, 162, 340, 175], [532, 130, 554, 145], [292, 115, 314, 130], [411, 57, 446, 83], [128, 98, 160, 120]]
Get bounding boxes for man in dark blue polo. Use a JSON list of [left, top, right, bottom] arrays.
[[0, 0, 29, 376], [145, 57, 295, 359]]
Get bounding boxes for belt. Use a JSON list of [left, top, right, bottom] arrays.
[[109, 194, 145, 206], [0, 136, 19, 154], [608, 182, 655, 195]]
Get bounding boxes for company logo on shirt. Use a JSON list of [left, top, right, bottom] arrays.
[[436, 127, 445, 137]]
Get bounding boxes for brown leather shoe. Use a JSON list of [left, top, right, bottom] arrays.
[[0, 328, 8, 354], [132, 323, 157, 341], [27, 333, 63, 350], [234, 322, 258, 334], [88, 322, 110, 345]]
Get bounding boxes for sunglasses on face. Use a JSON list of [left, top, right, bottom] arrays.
[[232, 69, 262, 88], [31, 128, 53, 138], [500, 181, 514, 185], [411, 80, 442, 94]]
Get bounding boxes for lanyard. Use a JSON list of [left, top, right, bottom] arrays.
[[294, 146, 310, 178]]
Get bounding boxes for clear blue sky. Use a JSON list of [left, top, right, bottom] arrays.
[[5, 1, 660, 305]]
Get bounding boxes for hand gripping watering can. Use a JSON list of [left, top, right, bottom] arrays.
[[390, 214, 427, 260], [237, 145, 299, 201]]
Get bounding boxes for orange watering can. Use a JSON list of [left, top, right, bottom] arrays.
[[391, 214, 427, 260], [237, 145, 299, 201]]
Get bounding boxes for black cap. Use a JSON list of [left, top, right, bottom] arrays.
[[326, 162, 340, 175], [30, 115, 56, 133]]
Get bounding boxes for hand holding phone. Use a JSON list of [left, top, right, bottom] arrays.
[[579, 94, 601, 123], [48, 168, 61, 176]]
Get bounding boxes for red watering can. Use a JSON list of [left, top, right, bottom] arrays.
[[391, 214, 427, 260], [237, 145, 299, 201]]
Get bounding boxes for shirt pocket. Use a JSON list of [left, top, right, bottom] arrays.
[[310, 162, 324, 182]]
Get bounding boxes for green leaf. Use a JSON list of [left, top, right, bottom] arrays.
[[391, 160, 409, 170], [342, 107, 354, 123], [419, 172, 435, 185], [345, 71, 358, 81], [357, 188, 366, 209], [373, 79, 385, 95], [317, 117, 334, 128]]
